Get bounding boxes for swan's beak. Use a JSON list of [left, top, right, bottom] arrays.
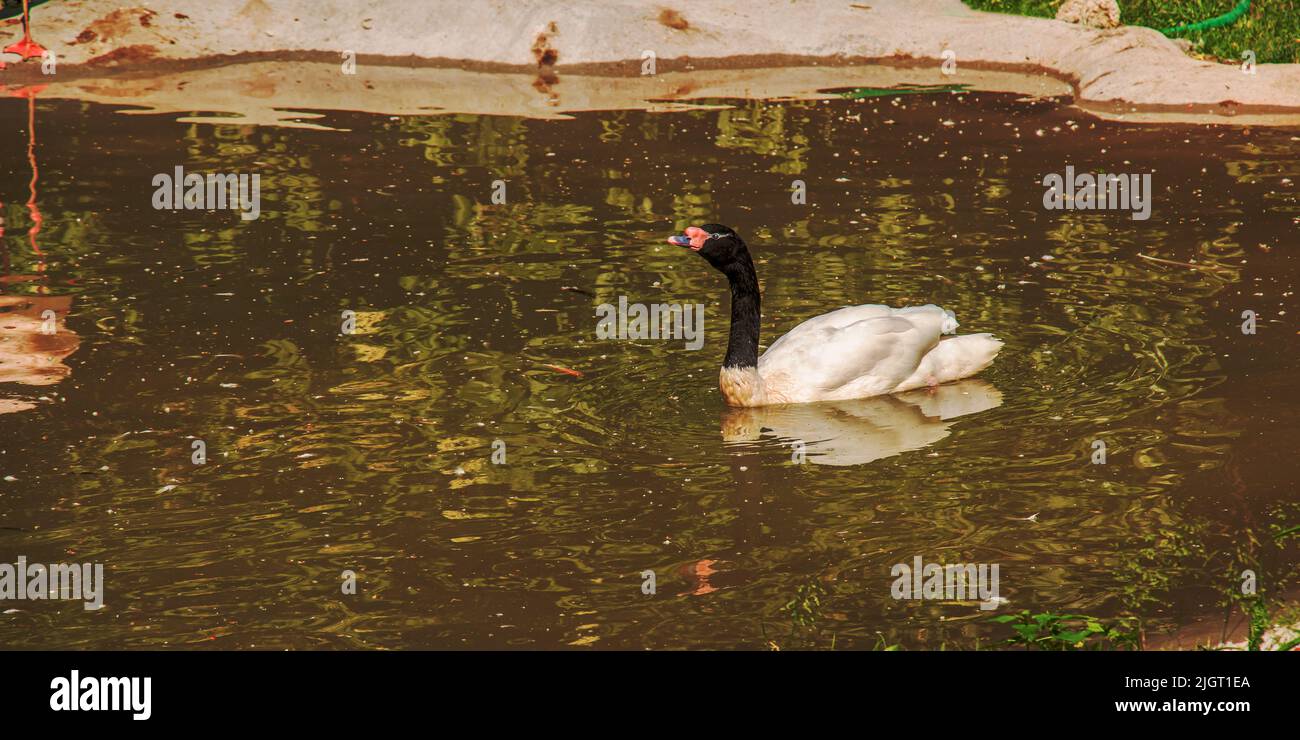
[[667, 226, 707, 250]]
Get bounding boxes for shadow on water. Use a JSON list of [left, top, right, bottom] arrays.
[[0, 88, 1297, 648]]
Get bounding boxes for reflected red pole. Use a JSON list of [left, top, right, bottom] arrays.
[[24, 88, 41, 264], [4, 85, 45, 271]]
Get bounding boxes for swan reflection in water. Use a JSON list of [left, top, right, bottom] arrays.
[[720, 379, 1002, 466]]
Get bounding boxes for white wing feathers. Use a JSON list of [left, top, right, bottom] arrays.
[[756, 304, 997, 404]]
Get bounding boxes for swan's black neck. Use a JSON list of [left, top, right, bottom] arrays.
[[722, 250, 760, 369]]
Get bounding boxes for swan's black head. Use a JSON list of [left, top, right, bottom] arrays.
[[667, 224, 750, 273]]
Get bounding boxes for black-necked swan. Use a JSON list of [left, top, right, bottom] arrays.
[[667, 224, 1003, 408]]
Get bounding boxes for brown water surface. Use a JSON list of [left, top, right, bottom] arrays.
[[0, 90, 1297, 649]]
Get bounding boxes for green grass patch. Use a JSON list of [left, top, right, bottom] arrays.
[[963, 1, 1300, 63], [987, 611, 1141, 650]]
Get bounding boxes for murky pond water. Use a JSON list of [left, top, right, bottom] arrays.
[[1, 88, 1297, 649]]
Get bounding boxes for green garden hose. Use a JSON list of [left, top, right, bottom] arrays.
[[1159, 0, 1251, 35]]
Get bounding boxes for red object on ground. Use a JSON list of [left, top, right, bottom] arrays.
[[5, 36, 46, 60], [3, 1, 46, 60]]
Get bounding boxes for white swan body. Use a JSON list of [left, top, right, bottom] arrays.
[[723, 304, 1002, 406]]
